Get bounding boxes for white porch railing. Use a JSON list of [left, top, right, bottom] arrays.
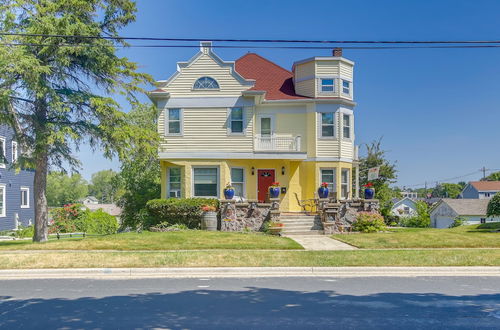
[[254, 134, 302, 152]]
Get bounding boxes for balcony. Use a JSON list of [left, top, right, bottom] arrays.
[[254, 134, 302, 152]]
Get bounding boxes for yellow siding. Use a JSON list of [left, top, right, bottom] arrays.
[[159, 107, 254, 152], [295, 79, 315, 97], [316, 112, 341, 157], [294, 61, 315, 79], [164, 54, 250, 97], [339, 61, 353, 80], [306, 110, 317, 158], [162, 159, 353, 211], [316, 60, 340, 75]]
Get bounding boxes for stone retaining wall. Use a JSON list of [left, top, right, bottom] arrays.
[[320, 199, 380, 234], [219, 199, 280, 232]]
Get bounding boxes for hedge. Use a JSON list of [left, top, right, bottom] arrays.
[[145, 198, 219, 229]]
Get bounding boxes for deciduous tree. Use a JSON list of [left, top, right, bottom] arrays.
[[46, 171, 88, 206]]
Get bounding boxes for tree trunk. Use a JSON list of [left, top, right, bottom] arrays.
[[33, 149, 49, 242]]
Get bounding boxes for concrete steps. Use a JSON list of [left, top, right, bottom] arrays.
[[279, 213, 323, 235]]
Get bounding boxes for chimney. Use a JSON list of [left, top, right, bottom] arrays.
[[332, 47, 343, 57], [200, 41, 212, 54]]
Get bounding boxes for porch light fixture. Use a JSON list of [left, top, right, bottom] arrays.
[[281, 166, 285, 175], [251, 167, 255, 175]]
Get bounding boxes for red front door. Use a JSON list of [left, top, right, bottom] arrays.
[[257, 169, 275, 202]]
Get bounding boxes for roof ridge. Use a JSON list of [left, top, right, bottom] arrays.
[[235, 52, 293, 74]]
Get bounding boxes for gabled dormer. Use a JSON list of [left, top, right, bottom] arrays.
[[292, 48, 354, 100]]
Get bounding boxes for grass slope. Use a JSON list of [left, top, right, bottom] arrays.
[[0, 249, 498, 268], [0, 231, 302, 251], [332, 223, 500, 249]]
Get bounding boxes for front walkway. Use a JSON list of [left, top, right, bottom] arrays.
[[284, 235, 357, 251]]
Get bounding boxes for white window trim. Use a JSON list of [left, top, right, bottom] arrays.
[[318, 78, 336, 95], [342, 113, 353, 141], [0, 137, 5, 168], [167, 167, 182, 198], [165, 108, 183, 136], [192, 76, 220, 90], [20, 186, 30, 208], [227, 107, 246, 136], [192, 166, 220, 198], [257, 114, 275, 137], [230, 167, 246, 198], [11, 141, 18, 163], [341, 168, 350, 200], [320, 168, 337, 192], [319, 112, 336, 139], [0, 184, 6, 217], [341, 79, 352, 96]]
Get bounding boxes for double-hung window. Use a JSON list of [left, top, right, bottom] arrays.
[[342, 80, 351, 95], [0, 137, 5, 168], [321, 113, 335, 138], [11, 141, 18, 163], [343, 114, 351, 139], [230, 107, 244, 134], [166, 109, 181, 135], [320, 169, 336, 197], [341, 169, 350, 199], [231, 168, 245, 198], [321, 79, 335, 92], [168, 168, 181, 198], [0, 184, 5, 217], [193, 167, 218, 197], [21, 187, 30, 208]]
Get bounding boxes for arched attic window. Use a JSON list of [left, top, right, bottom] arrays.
[[193, 76, 219, 89]]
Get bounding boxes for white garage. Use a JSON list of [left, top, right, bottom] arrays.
[[430, 199, 500, 228]]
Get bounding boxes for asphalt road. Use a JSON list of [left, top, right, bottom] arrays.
[[0, 276, 499, 329]]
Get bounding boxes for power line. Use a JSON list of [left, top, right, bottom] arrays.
[[3, 32, 500, 45], [5, 42, 500, 51], [403, 167, 500, 189]]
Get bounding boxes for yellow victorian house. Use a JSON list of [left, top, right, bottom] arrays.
[[149, 42, 359, 212]]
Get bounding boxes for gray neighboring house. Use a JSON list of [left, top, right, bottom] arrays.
[[430, 198, 500, 228], [460, 181, 500, 199], [79, 196, 99, 205]]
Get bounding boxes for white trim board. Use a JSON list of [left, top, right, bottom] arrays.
[[159, 152, 307, 160]]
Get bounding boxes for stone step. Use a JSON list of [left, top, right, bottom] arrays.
[[281, 222, 317, 226], [281, 219, 315, 224], [280, 218, 318, 222], [283, 224, 316, 230], [282, 230, 325, 235]]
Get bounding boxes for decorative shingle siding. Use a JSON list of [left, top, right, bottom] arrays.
[[0, 125, 35, 231]]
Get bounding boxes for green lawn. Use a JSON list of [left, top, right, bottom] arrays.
[[0, 231, 302, 251], [0, 249, 498, 268], [332, 223, 500, 249]]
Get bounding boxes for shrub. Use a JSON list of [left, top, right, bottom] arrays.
[[77, 209, 119, 235], [146, 198, 219, 229], [487, 193, 500, 217], [14, 225, 34, 238], [149, 222, 189, 232], [49, 204, 89, 234], [399, 201, 430, 228], [449, 216, 465, 228], [352, 212, 386, 233]]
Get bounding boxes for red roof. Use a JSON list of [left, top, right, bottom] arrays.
[[470, 181, 500, 191], [235, 53, 308, 100]]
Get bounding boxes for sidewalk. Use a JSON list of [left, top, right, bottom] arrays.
[[1, 267, 499, 279], [284, 235, 357, 250]]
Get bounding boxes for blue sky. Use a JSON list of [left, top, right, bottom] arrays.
[[79, 0, 500, 188]]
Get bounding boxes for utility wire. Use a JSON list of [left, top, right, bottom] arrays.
[[5, 42, 500, 50], [403, 168, 500, 189], [3, 32, 500, 44]]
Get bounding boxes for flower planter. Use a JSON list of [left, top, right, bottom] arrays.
[[268, 227, 282, 235], [223, 188, 235, 200], [318, 187, 329, 199], [201, 211, 218, 231], [269, 187, 280, 198], [364, 188, 375, 200]]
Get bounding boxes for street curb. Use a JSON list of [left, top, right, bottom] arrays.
[[0, 266, 499, 279]]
